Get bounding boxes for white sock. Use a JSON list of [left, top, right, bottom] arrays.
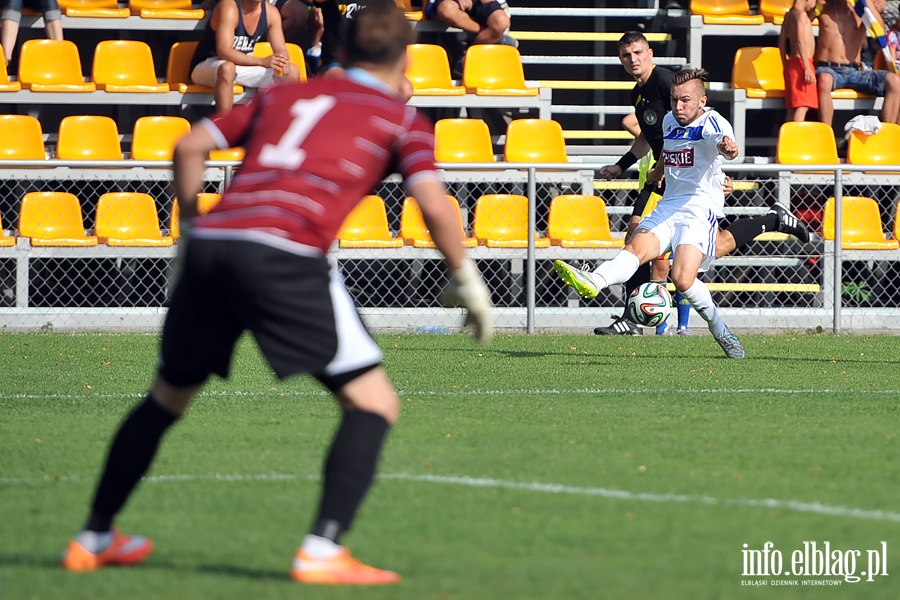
[[300, 534, 342, 559], [76, 530, 113, 553], [680, 278, 727, 337], [592, 251, 640, 289]]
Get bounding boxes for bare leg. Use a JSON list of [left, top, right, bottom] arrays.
[[1, 19, 18, 64], [215, 61, 237, 113], [45, 18, 63, 41], [816, 73, 834, 127], [880, 73, 900, 124]]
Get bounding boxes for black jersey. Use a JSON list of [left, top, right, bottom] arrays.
[[629, 66, 674, 161], [191, 0, 269, 72]]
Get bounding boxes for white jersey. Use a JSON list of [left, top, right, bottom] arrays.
[[659, 108, 733, 218]]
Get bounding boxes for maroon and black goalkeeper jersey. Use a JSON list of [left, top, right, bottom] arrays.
[[194, 77, 438, 253]]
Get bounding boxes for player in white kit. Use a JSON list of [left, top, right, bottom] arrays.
[[554, 68, 744, 359]]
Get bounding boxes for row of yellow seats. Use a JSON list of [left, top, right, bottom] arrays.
[[1, 39, 306, 94], [6, 192, 896, 251], [776, 121, 900, 166], [40, 0, 424, 19], [0, 113, 565, 163], [337, 194, 900, 250], [691, 0, 796, 25], [407, 43, 536, 97], [337, 194, 623, 249], [436, 117, 567, 163], [26, 0, 203, 19], [3, 191, 221, 247], [0, 114, 243, 161], [1, 39, 530, 98]]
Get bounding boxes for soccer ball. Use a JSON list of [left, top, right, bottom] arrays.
[[627, 282, 673, 328]]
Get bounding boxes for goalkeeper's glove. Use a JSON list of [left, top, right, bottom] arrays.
[[167, 220, 191, 299], [442, 258, 493, 344]]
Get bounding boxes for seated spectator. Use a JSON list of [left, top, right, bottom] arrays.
[[426, 0, 517, 47], [1, 0, 63, 66], [190, 0, 301, 113], [815, 0, 900, 126]]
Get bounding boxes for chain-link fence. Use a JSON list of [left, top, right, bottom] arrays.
[[0, 160, 898, 333]]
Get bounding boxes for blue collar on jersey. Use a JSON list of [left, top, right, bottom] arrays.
[[345, 67, 398, 96]]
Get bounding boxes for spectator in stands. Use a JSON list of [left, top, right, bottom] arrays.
[[191, 0, 301, 113], [814, 0, 900, 126], [1, 0, 63, 66], [426, 0, 517, 48], [885, 1, 900, 70], [779, 0, 819, 122], [277, 0, 316, 41]]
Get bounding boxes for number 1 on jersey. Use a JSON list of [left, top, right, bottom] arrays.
[[258, 95, 336, 170]]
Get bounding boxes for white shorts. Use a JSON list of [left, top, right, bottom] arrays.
[[191, 57, 275, 89], [637, 201, 718, 272]]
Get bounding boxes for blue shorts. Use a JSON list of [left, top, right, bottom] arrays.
[[815, 65, 888, 96]]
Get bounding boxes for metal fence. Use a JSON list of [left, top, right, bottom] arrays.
[[1, 160, 898, 333]]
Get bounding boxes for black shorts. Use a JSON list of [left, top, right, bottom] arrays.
[[433, 0, 505, 27], [631, 179, 667, 219], [159, 239, 382, 392]]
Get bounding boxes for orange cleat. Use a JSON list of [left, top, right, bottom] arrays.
[[290, 548, 400, 585], [61, 529, 153, 572]]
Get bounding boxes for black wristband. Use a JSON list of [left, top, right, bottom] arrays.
[[615, 151, 639, 172]]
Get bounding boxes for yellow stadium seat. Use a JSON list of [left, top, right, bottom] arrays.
[[337, 195, 404, 248], [18, 39, 96, 92], [0, 115, 45, 160], [0, 48, 21, 91], [822, 196, 899, 250], [463, 44, 539, 96], [548, 195, 624, 248], [895, 203, 900, 242], [18, 192, 98, 246], [131, 116, 191, 161], [129, 0, 204, 19], [847, 122, 900, 167], [208, 147, 245, 162], [776, 121, 838, 165], [167, 41, 244, 94], [473, 194, 551, 248], [406, 44, 465, 96], [732, 46, 784, 98], [58, 0, 129, 17], [434, 118, 494, 162], [93, 40, 169, 92], [56, 115, 122, 161], [95, 192, 174, 246], [400, 195, 478, 248], [690, 0, 765, 24], [504, 119, 568, 162], [760, 0, 792, 23], [252, 42, 308, 82], [171, 193, 222, 238]]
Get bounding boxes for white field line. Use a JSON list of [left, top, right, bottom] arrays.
[[1, 471, 898, 524], [2, 387, 899, 401]]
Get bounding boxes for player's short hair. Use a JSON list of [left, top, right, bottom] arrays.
[[343, 0, 415, 68], [672, 67, 709, 91], [617, 31, 649, 50]]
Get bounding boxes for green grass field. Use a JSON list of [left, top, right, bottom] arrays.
[[1, 332, 898, 599]]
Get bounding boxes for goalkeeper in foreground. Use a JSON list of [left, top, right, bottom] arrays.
[[60, 0, 492, 585]]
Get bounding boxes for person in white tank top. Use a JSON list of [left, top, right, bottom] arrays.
[[553, 68, 746, 358]]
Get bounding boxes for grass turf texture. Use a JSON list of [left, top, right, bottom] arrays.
[[1, 332, 898, 599]]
